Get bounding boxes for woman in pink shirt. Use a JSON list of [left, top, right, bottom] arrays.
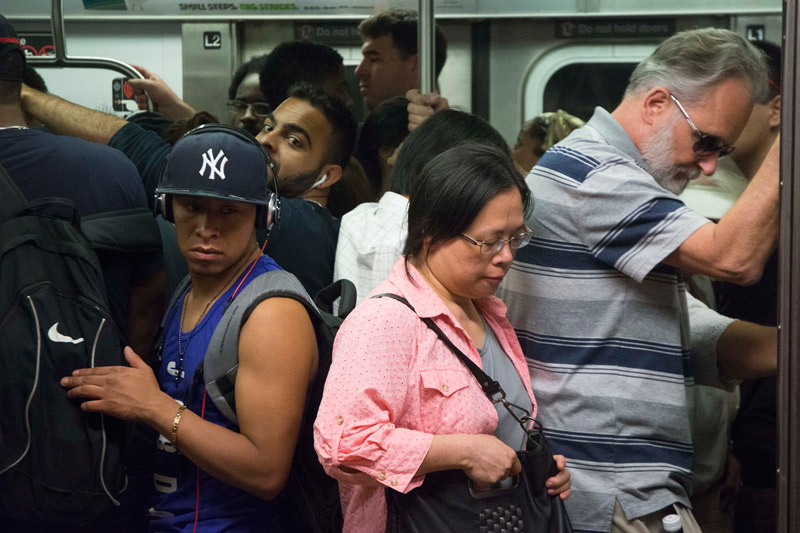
[[314, 141, 571, 532]]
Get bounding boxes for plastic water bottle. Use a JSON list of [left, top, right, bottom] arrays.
[[662, 514, 683, 532]]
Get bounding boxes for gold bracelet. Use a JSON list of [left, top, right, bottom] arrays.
[[171, 404, 188, 447]]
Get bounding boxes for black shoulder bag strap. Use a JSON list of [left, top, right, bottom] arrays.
[[372, 293, 534, 432]]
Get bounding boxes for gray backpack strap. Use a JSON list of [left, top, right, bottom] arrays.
[[204, 269, 319, 425]]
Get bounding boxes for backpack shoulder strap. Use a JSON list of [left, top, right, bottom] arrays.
[[81, 207, 162, 254], [204, 269, 321, 424], [0, 160, 160, 253], [314, 278, 357, 320], [0, 160, 30, 222]]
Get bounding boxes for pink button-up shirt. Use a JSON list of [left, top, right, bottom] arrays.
[[314, 259, 537, 532]]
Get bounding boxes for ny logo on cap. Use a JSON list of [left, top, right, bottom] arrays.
[[199, 148, 229, 180]]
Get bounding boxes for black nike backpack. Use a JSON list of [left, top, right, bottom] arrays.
[[0, 162, 161, 527]]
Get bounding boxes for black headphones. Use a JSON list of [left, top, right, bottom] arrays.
[[154, 124, 281, 232]]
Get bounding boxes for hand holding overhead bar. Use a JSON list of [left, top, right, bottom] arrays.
[[406, 89, 449, 131], [125, 64, 197, 120]]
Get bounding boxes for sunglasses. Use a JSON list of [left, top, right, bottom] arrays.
[[670, 94, 735, 157]]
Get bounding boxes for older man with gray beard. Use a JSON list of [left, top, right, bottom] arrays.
[[497, 28, 779, 533]]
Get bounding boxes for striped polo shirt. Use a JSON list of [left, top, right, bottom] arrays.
[[498, 107, 711, 532]]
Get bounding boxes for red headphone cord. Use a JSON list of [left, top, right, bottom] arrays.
[[191, 390, 208, 533], [229, 237, 269, 303]]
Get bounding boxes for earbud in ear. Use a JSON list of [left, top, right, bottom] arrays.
[[307, 173, 328, 191]]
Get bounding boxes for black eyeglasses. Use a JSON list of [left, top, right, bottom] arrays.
[[226, 100, 271, 118], [670, 94, 735, 157], [460, 227, 533, 255]]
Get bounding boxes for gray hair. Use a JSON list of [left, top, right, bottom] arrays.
[[625, 28, 769, 106]]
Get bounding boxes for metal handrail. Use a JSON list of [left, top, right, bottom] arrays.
[[25, 0, 142, 81], [417, 0, 436, 94]]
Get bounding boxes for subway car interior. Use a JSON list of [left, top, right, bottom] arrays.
[[4, 0, 800, 530]]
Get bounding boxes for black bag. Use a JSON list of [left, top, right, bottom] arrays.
[[156, 273, 357, 532], [374, 294, 573, 533], [288, 279, 356, 533], [0, 165, 139, 525]]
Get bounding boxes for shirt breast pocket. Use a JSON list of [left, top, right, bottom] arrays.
[[419, 367, 472, 398], [418, 366, 492, 433]]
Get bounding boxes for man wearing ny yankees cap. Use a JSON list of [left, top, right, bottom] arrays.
[[61, 126, 319, 531]]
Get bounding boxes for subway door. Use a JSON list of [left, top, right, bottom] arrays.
[[182, 23, 237, 125]]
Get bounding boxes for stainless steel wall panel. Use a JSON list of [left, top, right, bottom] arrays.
[[182, 22, 234, 124]]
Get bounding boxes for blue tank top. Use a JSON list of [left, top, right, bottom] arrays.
[[150, 254, 291, 533]]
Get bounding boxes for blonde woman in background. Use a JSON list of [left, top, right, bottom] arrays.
[[512, 110, 584, 174]]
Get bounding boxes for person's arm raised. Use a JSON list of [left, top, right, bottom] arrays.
[[665, 135, 780, 285], [21, 85, 128, 144], [127, 64, 196, 120]]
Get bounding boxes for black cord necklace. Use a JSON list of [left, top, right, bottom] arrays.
[[175, 247, 257, 383]]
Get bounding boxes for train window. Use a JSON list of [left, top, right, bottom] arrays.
[[542, 62, 637, 122], [521, 43, 655, 126], [31, 67, 136, 116]]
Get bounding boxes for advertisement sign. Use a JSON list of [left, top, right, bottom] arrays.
[[2, 0, 779, 19]]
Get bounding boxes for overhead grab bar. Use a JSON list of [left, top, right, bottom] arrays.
[[26, 0, 143, 81], [418, 0, 436, 94]]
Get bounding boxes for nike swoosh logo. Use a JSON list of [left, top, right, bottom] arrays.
[[47, 322, 85, 344]]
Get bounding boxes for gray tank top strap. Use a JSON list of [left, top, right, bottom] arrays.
[[479, 316, 532, 450]]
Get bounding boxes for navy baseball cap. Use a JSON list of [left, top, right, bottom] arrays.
[[156, 125, 271, 206], [0, 15, 25, 82]]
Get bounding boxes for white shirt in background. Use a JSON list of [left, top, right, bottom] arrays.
[[333, 192, 409, 305]]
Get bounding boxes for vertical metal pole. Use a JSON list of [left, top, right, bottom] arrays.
[[418, 0, 436, 93], [231, 21, 240, 76], [51, 0, 66, 62], [779, 0, 800, 531]]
